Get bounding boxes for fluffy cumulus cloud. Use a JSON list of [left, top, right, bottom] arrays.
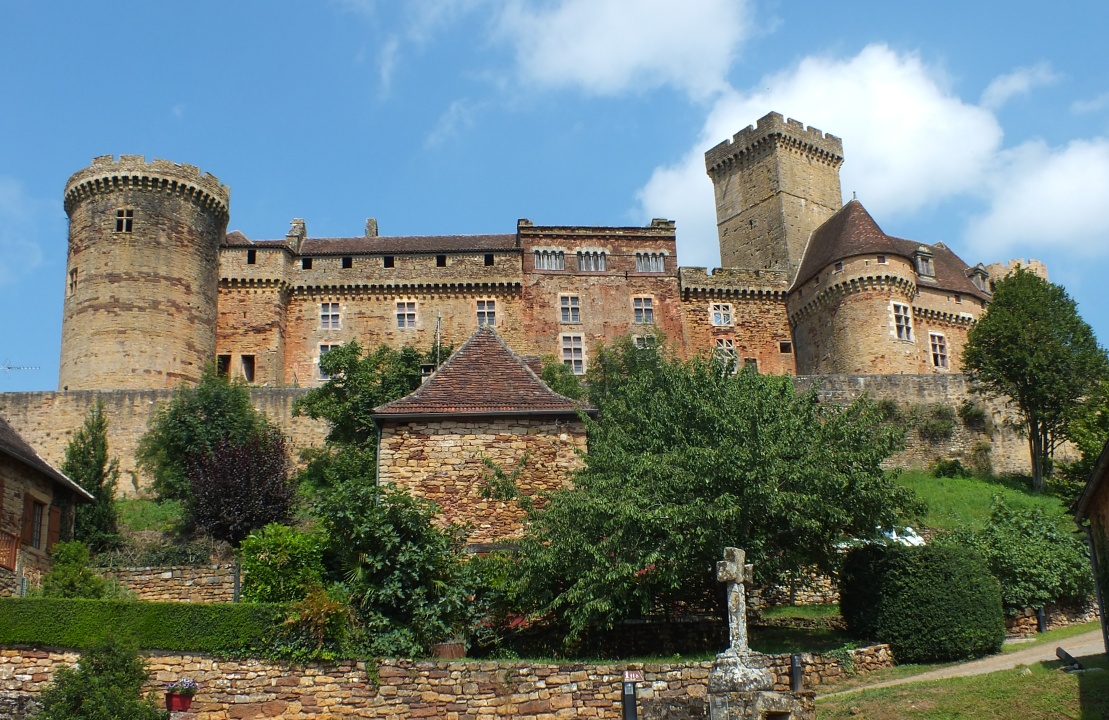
[[979, 62, 1058, 109], [496, 0, 751, 99], [637, 44, 1003, 266], [966, 138, 1109, 256]]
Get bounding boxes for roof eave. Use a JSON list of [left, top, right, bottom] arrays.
[[372, 408, 596, 422]]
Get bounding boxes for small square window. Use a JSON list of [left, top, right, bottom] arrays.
[[562, 335, 584, 374], [633, 297, 654, 324], [436, 254, 447, 267], [247, 249, 257, 265], [302, 257, 313, 270], [320, 302, 340, 330], [484, 253, 495, 267], [115, 209, 133, 233], [877, 255, 887, 265], [384, 256, 395, 268], [560, 295, 580, 323], [834, 261, 844, 272], [397, 301, 417, 329], [216, 354, 231, 376], [241, 355, 256, 383], [744, 358, 759, 372], [954, 294, 962, 304], [634, 335, 657, 349], [779, 341, 793, 354], [342, 257, 353, 269], [710, 303, 732, 327], [477, 299, 496, 327]]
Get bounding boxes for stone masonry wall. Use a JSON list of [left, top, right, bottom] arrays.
[[0, 644, 892, 719], [378, 416, 588, 544], [98, 565, 236, 603]]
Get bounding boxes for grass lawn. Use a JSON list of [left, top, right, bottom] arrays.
[[762, 604, 841, 619], [895, 470, 1068, 531], [749, 626, 854, 655], [816, 655, 1109, 719], [117, 498, 183, 534]]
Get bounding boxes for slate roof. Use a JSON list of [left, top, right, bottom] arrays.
[[792, 200, 989, 301], [373, 327, 594, 419], [0, 415, 93, 501], [223, 232, 519, 255]]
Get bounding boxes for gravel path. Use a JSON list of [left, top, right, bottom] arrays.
[[820, 629, 1106, 697]]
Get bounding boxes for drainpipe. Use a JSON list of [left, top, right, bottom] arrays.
[[374, 419, 382, 487]]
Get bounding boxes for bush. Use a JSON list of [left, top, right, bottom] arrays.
[[40, 542, 108, 600], [240, 524, 325, 603], [0, 598, 282, 653], [958, 400, 991, 433], [273, 585, 351, 662], [89, 536, 226, 569], [936, 500, 1093, 612], [930, 458, 971, 478], [918, 404, 957, 442], [840, 544, 1005, 663], [33, 636, 166, 720]]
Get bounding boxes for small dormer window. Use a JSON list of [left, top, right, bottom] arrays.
[[971, 268, 989, 292], [915, 248, 935, 277]]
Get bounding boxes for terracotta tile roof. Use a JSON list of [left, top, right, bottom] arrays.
[[793, 200, 989, 301], [222, 233, 519, 255], [0, 415, 93, 501], [373, 327, 594, 418]]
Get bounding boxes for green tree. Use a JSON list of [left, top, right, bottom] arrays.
[[40, 541, 108, 599], [61, 402, 121, 551], [33, 637, 167, 720], [136, 368, 271, 503], [539, 355, 584, 400], [516, 339, 922, 644], [1058, 380, 1109, 496], [962, 268, 1109, 491]]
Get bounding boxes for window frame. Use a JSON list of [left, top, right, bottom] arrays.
[[892, 302, 914, 342], [633, 296, 654, 324], [560, 294, 581, 324], [561, 334, 585, 375], [320, 302, 340, 330], [114, 208, 134, 233], [534, 250, 566, 271], [396, 300, 417, 329], [635, 252, 666, 273], [577, 250, 606, 272], [318, 343, 341, 380], [477, 299, 496, 327], [710, 302, 733, 327], [929, 332, 948, 369]]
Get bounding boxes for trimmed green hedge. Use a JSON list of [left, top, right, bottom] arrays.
[[0, 598, 284, 654]]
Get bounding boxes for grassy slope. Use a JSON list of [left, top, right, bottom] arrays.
[[895, 470, 1069, 531]]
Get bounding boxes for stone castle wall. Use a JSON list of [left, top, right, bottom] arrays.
[[0, 644, 892, 719]]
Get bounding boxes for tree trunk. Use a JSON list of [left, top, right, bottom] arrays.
[[1029, 420, 1046, 493]]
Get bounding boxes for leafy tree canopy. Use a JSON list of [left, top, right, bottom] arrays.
[[33, 636, 166, 720], [516, 339, 922, 642], [136, 368, 272, 503], [62, 402, 121, 551], [963, 268, 1109, 491], [539, 355, 584, 400]]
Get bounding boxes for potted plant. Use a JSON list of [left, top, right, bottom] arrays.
[[165, 678, 198, 712]]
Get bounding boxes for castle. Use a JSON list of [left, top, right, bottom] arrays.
[[58, 111, 1032, 394]]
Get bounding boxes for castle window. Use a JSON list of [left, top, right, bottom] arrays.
[[302, 257, 313, 270], [834, 261, 844, 272], [577, 251, 606, 272], [384, 256, 395, 268], [714, 338, 736, 368], [711, 303, 732, 326], [892, 303, 913, 341], [930, 333, 948, 369], [342, 257, 353, 269], [318, 344, 340, 380], [534, 250, 565, 271], [67, 268, 78, 297], [744, 358, 759, 372], [915, 249, 935, 277], [436, 254, 447, 267], [396, 301, 416, 329], [562, 334, 585, 374], [877, 255, 887, 265], [247, 249, 257, 265], [485, 253, 495, 266], [22, 499, 45, 550], [216, 355, 231, 377], [560, 294, 580, 323], [954, 293, 962, 304], [636, 252, 666, 273], [477, 299, 496, 327], [241, 355, 256, 383], [634, 335, 657, 349], [114, 209, 133, 233], [320, 302, 340, 330], [779, 341, 793, 354], [633, 297, 654, 324]]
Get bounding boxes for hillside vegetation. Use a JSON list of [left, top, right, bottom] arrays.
[[895, 470, 1069, 532]]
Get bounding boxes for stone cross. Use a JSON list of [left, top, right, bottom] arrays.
[[716, 547, 755, 654]]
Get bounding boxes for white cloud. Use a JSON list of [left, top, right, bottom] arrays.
[[0, 178, 50, 286], [425, 98, 480, 147], [980, 62, 1058, 110], [637, 44, 1003, 266], [496, 0, 751, 99], [1072, 92, 1109, 114], [966, 138, 1109, 257]]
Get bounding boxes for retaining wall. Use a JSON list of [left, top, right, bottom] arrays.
[[98, 565, 237, 604]]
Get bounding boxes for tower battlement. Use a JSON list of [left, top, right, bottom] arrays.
[[64, 155, 229, 216], [705, 112, 844, 175]]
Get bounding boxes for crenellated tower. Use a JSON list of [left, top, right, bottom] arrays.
[[59, 155, 229, 390], [705, 112, 844, 278]]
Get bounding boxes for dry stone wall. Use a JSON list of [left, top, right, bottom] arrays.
[[0, 644, 892, 720], [98, 565, 236, 603]]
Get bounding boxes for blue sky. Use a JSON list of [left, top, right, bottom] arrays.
[[2, 0, 1107, 391]]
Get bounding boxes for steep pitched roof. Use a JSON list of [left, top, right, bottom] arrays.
[[792, 200, 989, 301], [0, 415, 93, 501], [373, 327, 594, 419]]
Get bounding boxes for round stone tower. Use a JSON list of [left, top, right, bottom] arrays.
[[59, 155, 230, 390]]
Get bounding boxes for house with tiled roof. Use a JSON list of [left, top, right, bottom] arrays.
[[0, 415, 92, 595], [373, 326, 594, 547]]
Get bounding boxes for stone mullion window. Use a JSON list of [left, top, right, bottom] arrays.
[[635, 252, 666, 273], [710, 302, 732, 326], [633, 297, 654, 324], [114, 208, 134, 233], [560, 294, 580, 323], [929, 333, 948, 368], [534, 250, 565, 271], [577, 251, 606, 272], [562, 334, 584, 374], [477, 299, 496, 327], [320, 302, 340, 330], [396, 301, 417, 329], [318, 344, 341, 380], [892, 303, 913, 341]]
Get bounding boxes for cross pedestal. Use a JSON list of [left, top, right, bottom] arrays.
[[709, 547, 774, 694]]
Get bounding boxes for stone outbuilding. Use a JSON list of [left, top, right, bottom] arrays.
[[373, 326, 594, 547], [0, 415, 93, 595]]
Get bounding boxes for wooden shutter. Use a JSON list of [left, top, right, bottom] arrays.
[[20, 495, 34, 545], [47, 506, 62, 552]]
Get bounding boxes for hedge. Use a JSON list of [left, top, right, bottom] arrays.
[[0, 598, 284, 654]]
